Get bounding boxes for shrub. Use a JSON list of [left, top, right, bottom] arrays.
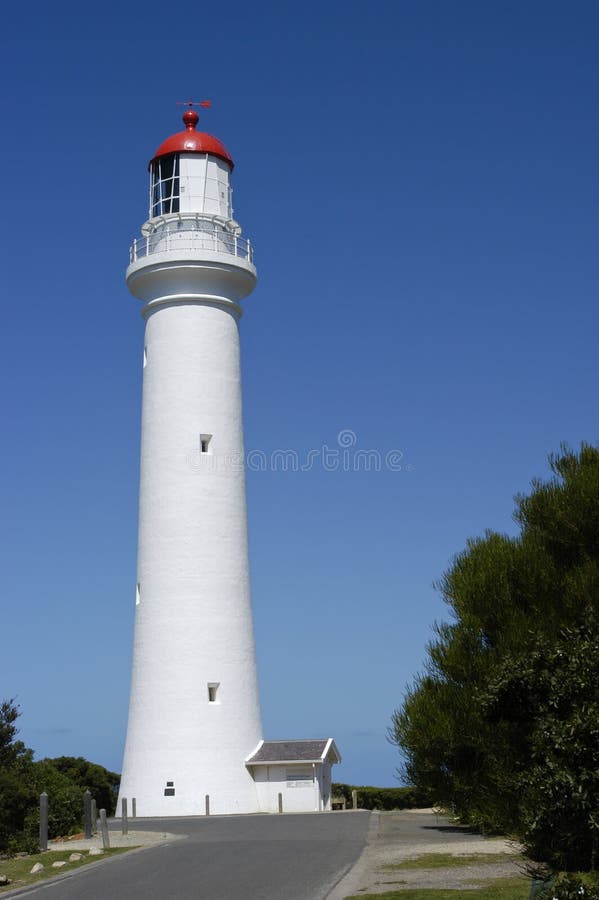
[[42, 757, 120, 816], [26, 761, 83, 839], [541, 872, 599, 899], [332, 783, 433, 810]]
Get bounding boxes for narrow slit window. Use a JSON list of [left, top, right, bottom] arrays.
[[135, 583, 141, 606], [208, 682, 219, 703], [200, 433, 212, 454], [143, 346, 147, 368]]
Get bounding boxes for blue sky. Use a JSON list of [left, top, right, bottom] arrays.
[[1, 1, 597, 787]]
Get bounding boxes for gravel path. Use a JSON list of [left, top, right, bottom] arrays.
[[48, 829, 183, 850], [328, 809, 523, 897]]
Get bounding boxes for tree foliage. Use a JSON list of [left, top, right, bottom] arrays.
[[390, 444, 599, 869], [0, 700, 121, 852], [0, 700, 36, 852], [332, 782, 432, 810], [41, 757, 119, 816]]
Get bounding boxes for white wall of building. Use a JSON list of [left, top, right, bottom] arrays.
[[251, 763, 335, 813]]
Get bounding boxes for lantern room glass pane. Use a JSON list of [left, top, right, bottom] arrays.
[[150, 155, 180, 217]]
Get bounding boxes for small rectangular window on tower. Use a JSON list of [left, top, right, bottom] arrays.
[[164, 780, 175, 796], [143, 346, 147, 368], [200, 433, 212, 454], [208, 682, 220, 703], [135, 583, 141, 606]]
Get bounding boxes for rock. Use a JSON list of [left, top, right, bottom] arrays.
[[0, 874, 12, 885], [30, 862, 44, 873], [88, 847, 103, 856], [69, 853, 83, 861], [52, 860, 67, 868]]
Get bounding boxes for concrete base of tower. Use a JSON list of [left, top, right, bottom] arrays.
[[116, 763, 261, 818]]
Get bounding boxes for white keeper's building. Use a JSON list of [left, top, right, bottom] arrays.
[[117, 106, 340, 816]]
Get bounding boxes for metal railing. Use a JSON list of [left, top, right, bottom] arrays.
[[129, 220, 253, 265]]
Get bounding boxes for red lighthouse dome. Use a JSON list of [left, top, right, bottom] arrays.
[[150, 109, 234, 169]]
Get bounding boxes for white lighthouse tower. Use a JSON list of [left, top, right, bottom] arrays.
[[118, 104, 263, 816]]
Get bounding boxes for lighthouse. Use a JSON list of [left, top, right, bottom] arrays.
[[118, 105, 341, 818], [118, 104, 263, 816]]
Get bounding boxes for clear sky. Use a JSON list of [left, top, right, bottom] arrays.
[[0, 0, 597, 787]]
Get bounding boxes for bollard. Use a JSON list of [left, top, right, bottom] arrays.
[[132, 797, 136, 819], [121, 797, 128, 835], [99, 809, 110, 849], [278, 792, 283, 814], [352, 789, 358, 810], [205, 794, 210, 816], [83, 790, 92, 839], [39, 792, 48, 852], [91, 798, 97, 833]]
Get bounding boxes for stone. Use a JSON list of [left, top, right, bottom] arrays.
[[30, 863, 44, 873], [0, 874, 12, 885], [69, 852, 83, 861], [88, 847, 103, 856], [52, 861, 67, 868]]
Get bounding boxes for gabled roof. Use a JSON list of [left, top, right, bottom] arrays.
[[245, 738, 341, 766]]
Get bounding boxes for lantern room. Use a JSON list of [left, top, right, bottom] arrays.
[[148, 108, 234, 220]]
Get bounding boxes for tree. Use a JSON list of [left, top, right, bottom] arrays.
[[0, 699, 121, 850], [42, 757, 120, 816], [0, 700, 35, 852], [390, 444, 599, 867], [486, 615, 599, 871], [0, 699, 33, 771]]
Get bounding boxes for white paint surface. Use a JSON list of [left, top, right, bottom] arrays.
[[119, 138, 339, 818], [178, 154, 232, 217], [118, 148, 262, 817], [251, 763, 335, 813]]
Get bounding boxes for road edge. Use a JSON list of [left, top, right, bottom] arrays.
[[326, 811, 379, 900]]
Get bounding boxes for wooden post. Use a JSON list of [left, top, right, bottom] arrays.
[[83, 790, 92, 839], [352, 789, 358, 810], [205, 794, 210, 816], [39, 792, 48, 852], [99, 809, 110, 849], [278, 792, 283, 814], [91, 798, 97, 833], [131, 797, 136, 819], [121, 797, 128, 835]]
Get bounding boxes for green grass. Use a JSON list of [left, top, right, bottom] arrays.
[[0, 847, 135, 892], [345, 876, 530, 898], [384, 852, 522, 870]]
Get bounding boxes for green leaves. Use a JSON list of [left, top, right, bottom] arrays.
[[390, 444, 599, 867], [0, 701, 121, 852]]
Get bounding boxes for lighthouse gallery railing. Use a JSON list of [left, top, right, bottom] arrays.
[[129, 219, 253, 265]]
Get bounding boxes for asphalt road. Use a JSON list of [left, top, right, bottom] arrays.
[[14, 812, 371, 900]]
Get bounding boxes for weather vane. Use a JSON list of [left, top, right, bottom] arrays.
[[176, 97, 212, 109]]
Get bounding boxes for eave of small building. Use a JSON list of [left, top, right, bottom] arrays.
[[245, 738, 341, 767], [246, 758, 326, 766]]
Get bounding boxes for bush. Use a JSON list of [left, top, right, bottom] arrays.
[[42, 757, 120, 816], [26, 761, 83, 839], [0, 699, 120, 852], [540, 872, 599, 899], [0, 770, 36, 853], [332, 783, 433, 810]]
